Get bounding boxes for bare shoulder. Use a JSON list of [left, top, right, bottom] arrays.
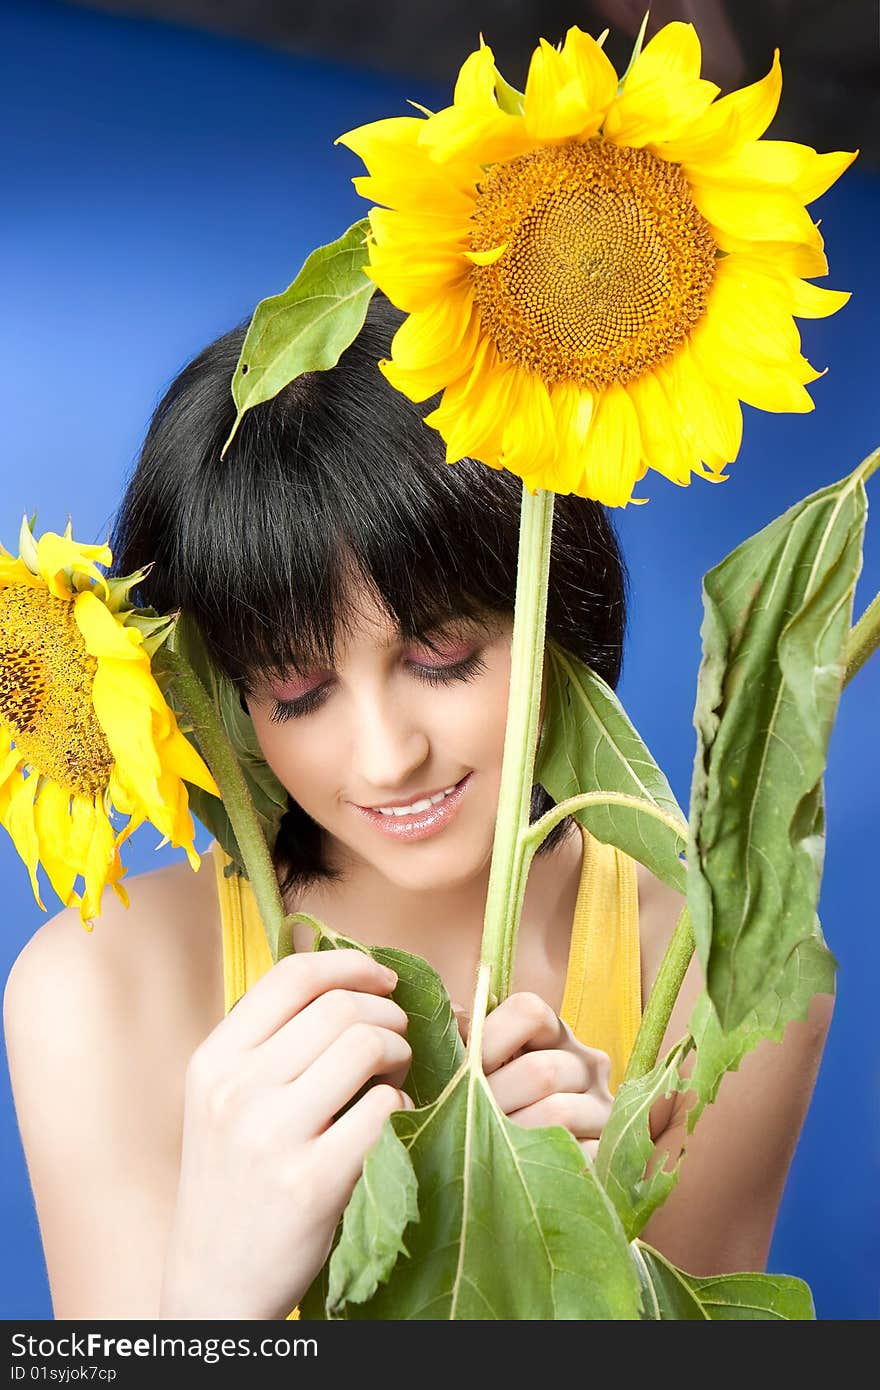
[[5, 850, 224, 1058]]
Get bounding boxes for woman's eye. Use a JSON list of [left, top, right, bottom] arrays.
[[267, 650, 487, 723], [410, 650, 487, 688]]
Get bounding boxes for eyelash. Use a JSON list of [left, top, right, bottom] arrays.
[[267, 651, 488, 724]]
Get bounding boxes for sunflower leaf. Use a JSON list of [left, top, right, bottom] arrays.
[[223, 218, 375, 453], [684, 917, 836, 1132], [688, 461, 868, 1031], [594, 1036, 691, 1240], [164, 610, 289, 873], [536, 642, 688, 893], [634, 1243, 815, 1320], [330, 1065, 643, 1319], [314, 925, 466, 1106]]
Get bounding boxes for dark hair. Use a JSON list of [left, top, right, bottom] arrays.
[[111, 292, 629, 898]]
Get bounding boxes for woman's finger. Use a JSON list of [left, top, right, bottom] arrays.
[[312, 1084, 414, 1210], [285, 1023, 412, 1138], [219, 949, 398, 1051], [480, 992, 565, 1073], [485, 1048, 591, 1115], [506, 1091, 610, 1140], [253, 990, 409, 1086]]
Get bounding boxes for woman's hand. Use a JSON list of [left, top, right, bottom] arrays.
[[160, 950, 412, 1320], [454, 992, 613, 1160]]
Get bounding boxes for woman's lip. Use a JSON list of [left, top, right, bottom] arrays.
[[351, 773, 472, 841]]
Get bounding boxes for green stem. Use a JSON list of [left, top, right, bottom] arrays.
[[622, 904, 694, 1086], [478, 485, 555, 1020], [156, 644, 292, 962], [843, 588, 880, 686]]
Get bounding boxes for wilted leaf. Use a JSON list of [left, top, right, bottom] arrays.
[[685, 917, 837, 1131], [536, 643, 688, 894], [224, 219, 375, 450], [688, 462, 867, 1030]]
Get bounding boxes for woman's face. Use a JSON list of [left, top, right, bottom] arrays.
[[245, 582, 517, 894]]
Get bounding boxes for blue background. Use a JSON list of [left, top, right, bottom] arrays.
[[2, 0, 878, 1321]]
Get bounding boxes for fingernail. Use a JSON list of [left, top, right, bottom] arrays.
[[400, 1091, 414, 1109], [380, 965, 398, 986]]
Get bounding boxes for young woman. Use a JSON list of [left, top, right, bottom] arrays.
[[3, 294, 833, 1320]]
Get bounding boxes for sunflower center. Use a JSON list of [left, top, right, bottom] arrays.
[[0, 586, 113, 797], [469, 139, 717, 389]]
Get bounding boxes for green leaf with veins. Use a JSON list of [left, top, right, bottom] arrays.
[[634, 1243, 815, 1319], [688, 459, 867, 1030], [223, 219, 375, 452], [536, 642, 688, 894]]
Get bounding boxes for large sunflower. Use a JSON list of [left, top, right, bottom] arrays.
[[337, 21, 856, 506], [0, 517, 219, 926]]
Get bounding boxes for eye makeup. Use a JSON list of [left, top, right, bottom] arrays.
[[266, 648, 488, 724]]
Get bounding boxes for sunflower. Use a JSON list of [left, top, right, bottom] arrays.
[[337, 21, 856, 506], [0, 517, 219, 926]]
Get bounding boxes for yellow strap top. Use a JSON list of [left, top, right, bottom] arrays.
[[210, 821, 641, 1321]]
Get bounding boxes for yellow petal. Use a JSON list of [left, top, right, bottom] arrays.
[[387, 285, 478, 378], [424, 338, 513, 464], [80, 795, 117, 922], [626, 369, 695, 486], [688, 141, 857, 206], [336, 115, 424, 166], [559, 26, 618, 119], [368, 207, 470, 252], [159, 724, 220, 798], [0, 738, 23, 793], [499, 369, 558, 488], [713, 236, 828, 279], [420, 102, 534, 167], [716, 253, 850, 322], [691, 180, 823, 251], [689, 314, 816, 413], [6, 771, 45, 910], [548, 381, 596, 494], [789, 279, 851, 319], [664, 339, 743, 463], [33, 777, 78, 907], [708, 256, 804, 361], [35, 532, 112, 601], [523, 39, 598, 143], [654, 51, 781, 164], [74, 589, 144, 660], [366, 243, 471, 313], [0, 555, 42, 589], [576, 384, 643, 507], [603, 21, 719, 148], [453, 42, 497, 105], [463, 244, 507, 266]]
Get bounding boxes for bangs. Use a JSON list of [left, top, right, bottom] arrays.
[[172, 398, 516, 692], [111, 300, 523, 692]]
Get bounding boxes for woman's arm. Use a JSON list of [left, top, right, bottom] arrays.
[[2, 881, 190, 1318], [637, 873, 834, 1275]]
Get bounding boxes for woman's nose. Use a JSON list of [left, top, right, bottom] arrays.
[[349, 692, 429, 791]]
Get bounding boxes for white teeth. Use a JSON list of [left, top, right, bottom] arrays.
[[376, 783, 459, 817]]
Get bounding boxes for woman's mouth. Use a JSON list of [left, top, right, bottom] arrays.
[[351, 773, 473, 841]]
